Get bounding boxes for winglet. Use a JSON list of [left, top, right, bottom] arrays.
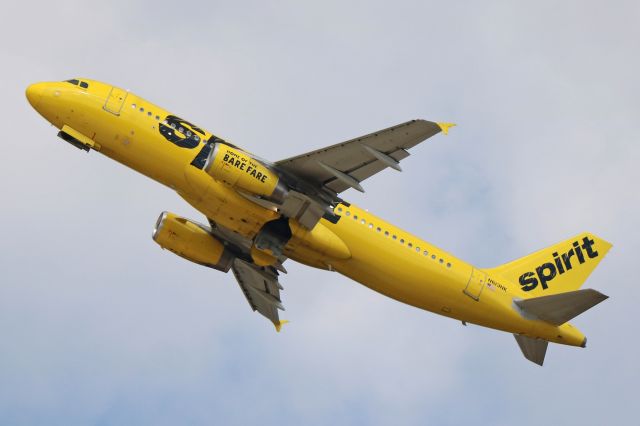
[[275, 320, 290, 332], [437, 122, 456, 135]]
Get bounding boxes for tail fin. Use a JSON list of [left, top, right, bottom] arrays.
[[487, 233, 612, 297]]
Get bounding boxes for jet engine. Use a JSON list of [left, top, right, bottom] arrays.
[[204, 143, 288, 203], [152, 211, 234, 271]]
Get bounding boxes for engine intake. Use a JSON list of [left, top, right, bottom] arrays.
[[152, 211, 234, 271]]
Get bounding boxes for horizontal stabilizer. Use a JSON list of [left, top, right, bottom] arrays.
[[514, 334, 548, 366], [515, 289, 608, 326]]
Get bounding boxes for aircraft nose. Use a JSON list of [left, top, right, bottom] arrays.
[[26, 82, 46, 109]]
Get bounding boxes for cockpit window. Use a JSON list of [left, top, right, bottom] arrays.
[[64, 79, 89, 89]]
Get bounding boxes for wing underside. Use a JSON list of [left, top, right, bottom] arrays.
[[231, 258, 285, 328], [276, 119, 447, 194]]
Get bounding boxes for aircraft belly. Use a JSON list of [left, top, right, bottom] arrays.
[[332, 253, 537, 333], [181, 182, 279, 238], [333, 254, 468, 315]]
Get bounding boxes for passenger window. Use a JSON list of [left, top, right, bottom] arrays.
[[140, 107, 144, 112], [79, 81, 89, 88], [132, 103, 137, 109], [148, 111, 152, 117]]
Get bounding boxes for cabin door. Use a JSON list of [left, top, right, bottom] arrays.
[[463, 267, 486, 301], [103, 86, 128, 115]]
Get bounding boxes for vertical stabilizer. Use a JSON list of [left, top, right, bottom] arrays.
[[487, 233, 611, 297]]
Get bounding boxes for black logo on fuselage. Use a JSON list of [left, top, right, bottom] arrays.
[[518, 236, 599, 292], [159, 115, 205, 149]]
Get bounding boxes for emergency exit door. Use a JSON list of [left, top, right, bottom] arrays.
[[463, 267, 486, 301], [103, 86, 128, 115]]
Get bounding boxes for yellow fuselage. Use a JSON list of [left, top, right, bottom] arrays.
[[26, 79, 586, 346]]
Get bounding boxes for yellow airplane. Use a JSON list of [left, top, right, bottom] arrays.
[[26, 78, 612, 365]]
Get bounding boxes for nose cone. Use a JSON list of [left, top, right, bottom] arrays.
[[26, 82, 46, 109]]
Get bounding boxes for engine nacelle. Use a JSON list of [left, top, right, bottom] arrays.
[[152, 212, 234, 271], [204, 143, 288, 203]]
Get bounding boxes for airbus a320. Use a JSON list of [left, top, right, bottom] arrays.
[[26, 78, 612, 365]]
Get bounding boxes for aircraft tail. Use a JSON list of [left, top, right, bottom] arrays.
[[487, 232, 612, 297], [513, 289, 608, 365]]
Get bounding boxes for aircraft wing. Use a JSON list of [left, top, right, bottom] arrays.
[[275, 119, 452, 194], [231, 258, 287, 330]]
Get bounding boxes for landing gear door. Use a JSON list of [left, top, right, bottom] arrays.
[[464, 267, 486, 301], [103, 86, 128, 116]]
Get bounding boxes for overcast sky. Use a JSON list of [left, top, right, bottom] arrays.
[[1, 1, 638, 425]]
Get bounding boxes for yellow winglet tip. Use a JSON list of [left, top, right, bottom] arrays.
[[437, 122, 456, 135], [275, 320, 290, 332]]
